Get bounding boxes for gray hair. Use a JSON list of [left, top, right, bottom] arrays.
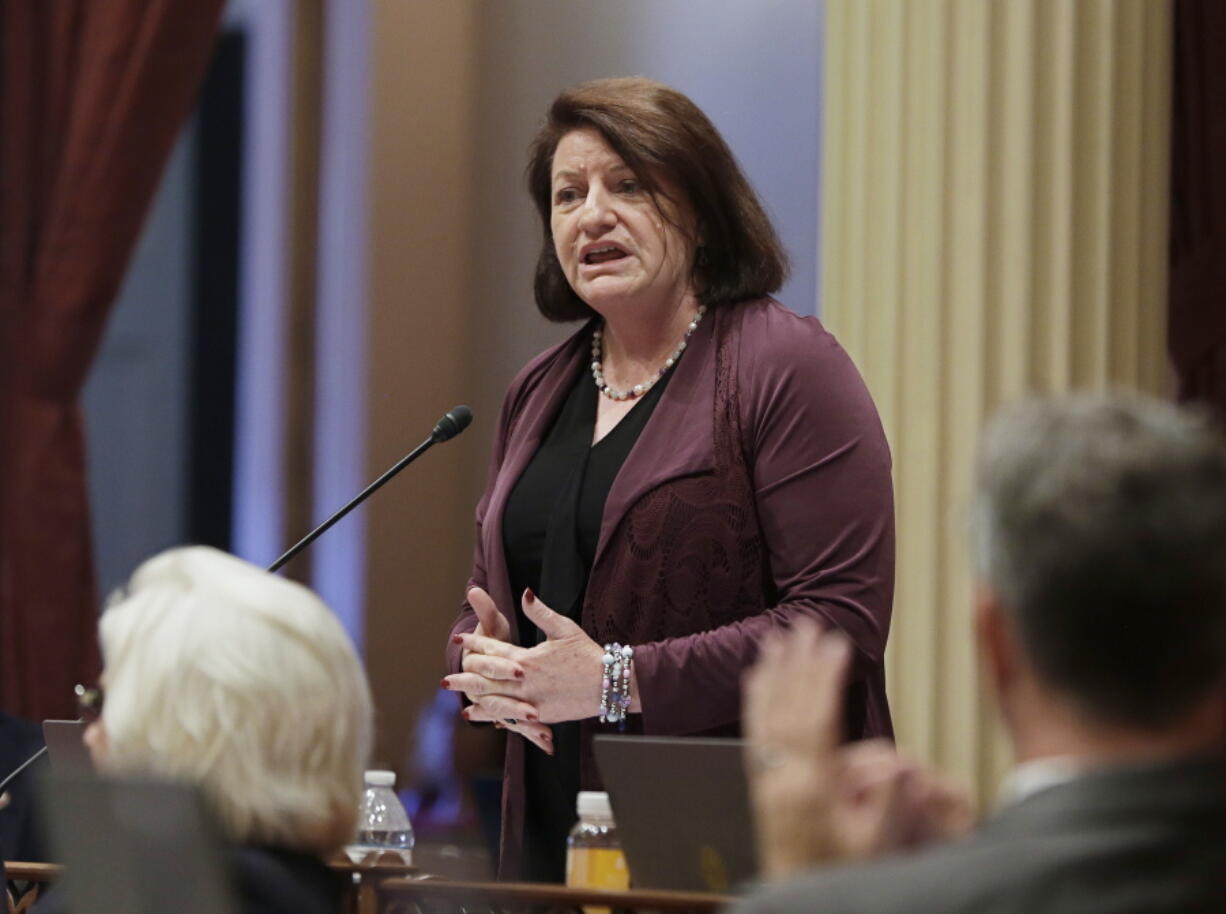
[[973, 392, 1226, 728], [97, 546, 373, 854]]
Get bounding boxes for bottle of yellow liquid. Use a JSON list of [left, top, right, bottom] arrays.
[[565, 790, 629, 906]]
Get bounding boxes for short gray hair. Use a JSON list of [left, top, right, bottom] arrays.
[[973, 392, 1226, 728], [97, 546, 373, 854]]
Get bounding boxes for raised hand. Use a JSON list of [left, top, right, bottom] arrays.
[[742, 617, 853, 876], [742, 617, 973, 879]]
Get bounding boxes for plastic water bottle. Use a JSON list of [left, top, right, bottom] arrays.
[[566, 791, 629, 895], [347, 769, 415, 865]]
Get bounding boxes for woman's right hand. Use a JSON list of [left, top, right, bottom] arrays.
[[455, 587, 553, 755]]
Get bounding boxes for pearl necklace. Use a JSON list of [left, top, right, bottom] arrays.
[[590, 305, 707, 401]]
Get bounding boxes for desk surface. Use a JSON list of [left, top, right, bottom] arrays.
[[377, 876, 730, 910], [5, 859, 734, 913]]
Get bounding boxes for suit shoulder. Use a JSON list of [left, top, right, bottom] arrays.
[[730, 832, 1057, 914]]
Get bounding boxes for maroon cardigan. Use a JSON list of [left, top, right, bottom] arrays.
[[446, 298, 895, 877]]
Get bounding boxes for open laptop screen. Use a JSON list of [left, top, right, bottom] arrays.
[[593, 735, 757, 894], [41, 721, 92, 774]]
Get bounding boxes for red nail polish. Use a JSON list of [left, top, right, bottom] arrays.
[[440, 679, 450, 690], [451, 635, 464, 645], [527, 713, 539, 722], [515, 669, 525, 679], [524, 587, 535, 602]]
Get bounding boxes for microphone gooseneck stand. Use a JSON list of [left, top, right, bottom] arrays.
[[268, 404, 473, 572]]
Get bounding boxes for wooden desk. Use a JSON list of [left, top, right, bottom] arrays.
[[374, 878, 730, 913], [5, 863, 61, 913], [5, 862, 61, 881], [4, 860, 732, 914]]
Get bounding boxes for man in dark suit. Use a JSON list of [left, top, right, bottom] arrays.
[[735, 394, 1226, 913]]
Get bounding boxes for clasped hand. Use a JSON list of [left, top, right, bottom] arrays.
[[443, 586, 604, 756]]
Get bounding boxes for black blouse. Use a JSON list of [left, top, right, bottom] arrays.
[[501, 364, 671, 882]]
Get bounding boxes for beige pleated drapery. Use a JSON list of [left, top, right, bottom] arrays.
[[820, 0, 1173, 804]]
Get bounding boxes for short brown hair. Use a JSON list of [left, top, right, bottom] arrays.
[[974, 394, 1226, 729], [526, 77, 789, 322]]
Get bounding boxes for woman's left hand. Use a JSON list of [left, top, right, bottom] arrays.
[[445, 589, 608, 724]]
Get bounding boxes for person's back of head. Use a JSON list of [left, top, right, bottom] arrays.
[[974, 392, 1226, 736], [94, 546, 373, 856], [732, 393, 1226, 914]]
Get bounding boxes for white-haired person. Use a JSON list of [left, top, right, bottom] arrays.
[[44, 546, 373, 914]]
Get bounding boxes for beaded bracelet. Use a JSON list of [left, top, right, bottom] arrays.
[[600, 642, 634, 728]]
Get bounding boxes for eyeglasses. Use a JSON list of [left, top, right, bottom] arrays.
[[75, 683, 104, 723]]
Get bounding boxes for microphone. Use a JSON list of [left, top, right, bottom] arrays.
[[267, 404, 474, 572], [432, 405, 472, 443]]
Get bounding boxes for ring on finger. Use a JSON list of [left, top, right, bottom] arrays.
[[749, 743, 789, 774], [504, 718, 519, 725]]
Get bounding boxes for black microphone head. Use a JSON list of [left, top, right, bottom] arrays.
[[432, 405, 473, 442]]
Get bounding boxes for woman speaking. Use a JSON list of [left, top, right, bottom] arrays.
[[443, 77, 895, 882]]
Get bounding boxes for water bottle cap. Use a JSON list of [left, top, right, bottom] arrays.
[[364, 769, 396, 787], [576, 790, 613, 820]]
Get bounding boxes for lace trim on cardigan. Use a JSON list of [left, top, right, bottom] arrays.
[[585, 306, 769, 642]]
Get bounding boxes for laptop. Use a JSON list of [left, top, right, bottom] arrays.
[[593, 735, 757, 893], [41, 774, 238, 914], [42, 720, 93, 773]]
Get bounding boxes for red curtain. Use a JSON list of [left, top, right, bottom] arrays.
[[1169, 0, 1226, 423], [0, 0, 225, 719]]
